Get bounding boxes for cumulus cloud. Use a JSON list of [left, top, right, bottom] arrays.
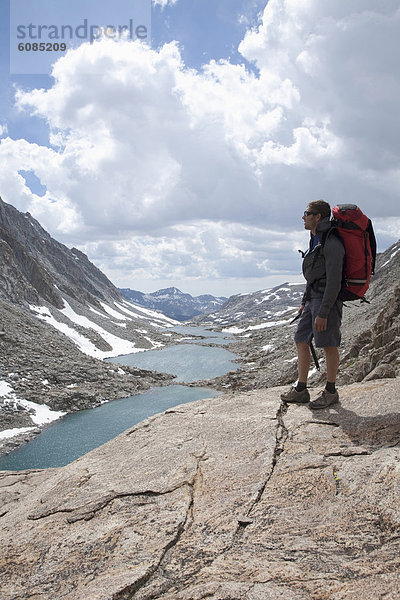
[[0, 0, 399, 293], [6, 39, 267, 237], [152, 0, 178, 8], [79, 220, 306, 291]]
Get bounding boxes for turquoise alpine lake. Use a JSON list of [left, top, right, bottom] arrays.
[[0, 327, 237, 471], [0, 386, 221, 471], [107, 340, 238, 381]]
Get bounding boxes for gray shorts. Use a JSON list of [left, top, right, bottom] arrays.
[[294, 298, 343, 348]]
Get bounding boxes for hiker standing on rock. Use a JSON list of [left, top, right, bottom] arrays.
[[281, 200, 345, 409]]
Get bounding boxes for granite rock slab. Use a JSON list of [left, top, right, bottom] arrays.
[[0, 379, 399, 599]]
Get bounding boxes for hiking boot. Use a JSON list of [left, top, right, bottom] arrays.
[[309, 389, 339, 410], [280, 387, 310, 404]]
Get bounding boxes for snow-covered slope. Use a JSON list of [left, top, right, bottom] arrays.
[[30, 297, 178, 359], [194, 282, 305, 327]]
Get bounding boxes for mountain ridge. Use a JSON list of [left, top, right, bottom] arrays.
[[120, 286, 228, 321], [0, 199, 120, 309]]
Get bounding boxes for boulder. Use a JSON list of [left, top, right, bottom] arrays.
[[364, 363, 397, 381]]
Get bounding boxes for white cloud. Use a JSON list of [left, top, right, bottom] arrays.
[[0, 123, 8, 137], [0, 0, 399, 294], [78, 220, 308, 289], [239, 0, 400, 184], [152, 0, 178, 7], [373, 217, 400, 241]]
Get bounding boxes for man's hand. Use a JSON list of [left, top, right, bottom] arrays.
[[314, 316, 327, 332], [298, 304, 305, 315]]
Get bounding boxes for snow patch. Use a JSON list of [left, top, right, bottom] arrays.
[[222, 326, 244, 334], [262, 344, 275, 353], [99, 302, 128, 320], [17, 399, 65, 426], [380, 247, 400, 269], [0, 427, 36, 440], [223, 318, 291, 335], [117, 300, 178, 325], [89, 306, 110, 319], [0, 380, 65, 440], [246, 319, 291, 331], [0, 381, 13, 396]]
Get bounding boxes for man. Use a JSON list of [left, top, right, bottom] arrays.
[[281, 199, 345, 409]]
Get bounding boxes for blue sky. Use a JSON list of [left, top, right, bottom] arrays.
[[1, 0, 263, 147], [1, 0, 399, 296], [152, 0, 265, 69]]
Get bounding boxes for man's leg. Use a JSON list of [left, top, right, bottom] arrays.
[[297, 342, 311, 384], [281, 302, 313, 403], [309, 346, 340, 409], [324, 346, 339, 384], [280, 342, 311, 403]]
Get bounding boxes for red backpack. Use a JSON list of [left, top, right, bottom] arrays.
[[332, 204, 376, 301]]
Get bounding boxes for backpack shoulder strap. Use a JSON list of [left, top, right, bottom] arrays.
[[321, 222, 340, 246], [366, 219, 377, 274]]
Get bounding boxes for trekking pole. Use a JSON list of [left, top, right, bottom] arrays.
[[310, 337, 320, 371], [289, 313, 301, 325]]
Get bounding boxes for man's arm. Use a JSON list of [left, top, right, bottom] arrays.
[[318, 234, 345, 319]]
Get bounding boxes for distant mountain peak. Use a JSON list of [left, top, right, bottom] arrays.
[[120, 287, 228, 321]]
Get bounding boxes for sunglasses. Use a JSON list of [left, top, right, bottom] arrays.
[[303, 210, 317, 217]]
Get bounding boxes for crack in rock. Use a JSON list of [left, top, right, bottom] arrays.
[[27, 484, 192, 522], [111, 452, 208, 600], [244, 400, 289, 519], [111, 517, 189, 600], [0, 471, 41, 487], [307, 420, 340, 427], [324, 448, 371, 457], [153, 400, 292, 598]]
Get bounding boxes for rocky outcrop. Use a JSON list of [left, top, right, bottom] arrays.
[[1, 378, 399, 599], [340, 283, 400, 384]]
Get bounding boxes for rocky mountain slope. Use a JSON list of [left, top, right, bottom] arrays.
[[1, 377, 399, 599], [193, 282, 305, 327], [0, 198, 120, 309], [120, 287, 228, 321], [0, 198, 182, 452]]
